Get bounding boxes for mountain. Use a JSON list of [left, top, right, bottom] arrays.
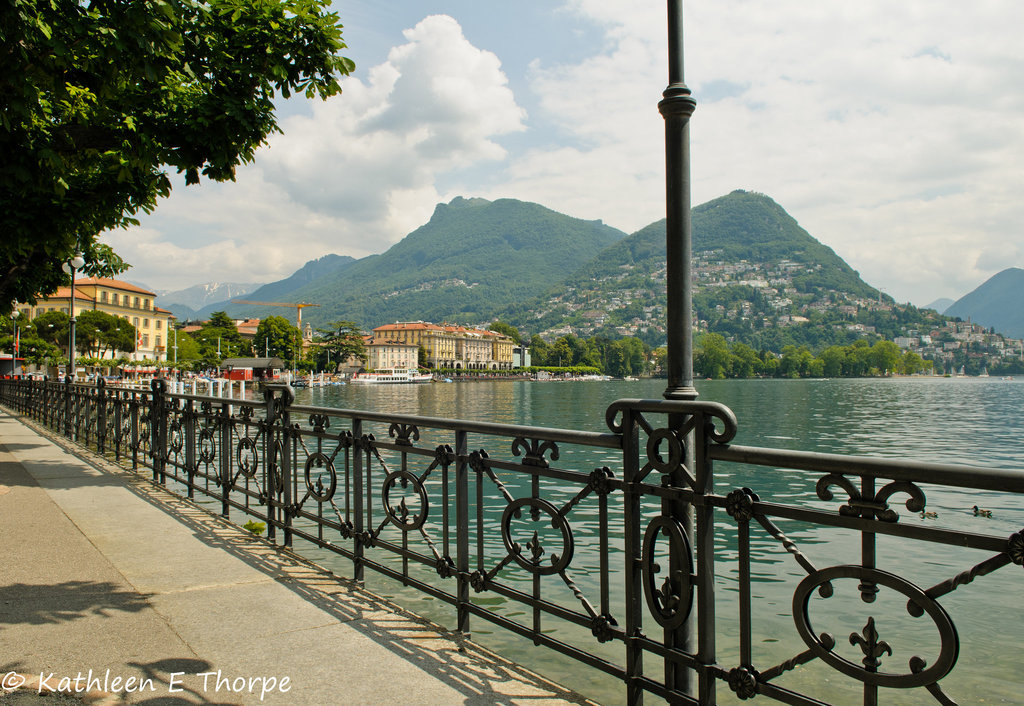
[[191, 254, 356, 321], [220, 197, 627, 328], [944, 268, 1024, 338], [502, 190, 881, 345], [161, 282, 260, 320], [925, 297, 955, 314]]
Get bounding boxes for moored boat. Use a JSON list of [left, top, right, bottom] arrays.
[[350, 368, 433, 384]]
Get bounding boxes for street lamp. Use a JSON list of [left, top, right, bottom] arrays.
[[61, 252, 85, 379], [11, 308, 20, 374]]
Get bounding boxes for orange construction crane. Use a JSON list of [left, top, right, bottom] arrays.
[[231, 301, 321, 329]]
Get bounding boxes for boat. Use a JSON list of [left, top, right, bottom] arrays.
[[350, 368, 433, 384], [979, 367, 989, 378]]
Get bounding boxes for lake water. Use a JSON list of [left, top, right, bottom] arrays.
[[288, 377, 1024, 704]]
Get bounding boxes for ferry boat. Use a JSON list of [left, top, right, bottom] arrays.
[[350, 368, 433, 384]]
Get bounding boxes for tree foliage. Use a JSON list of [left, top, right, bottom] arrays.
[[692, 335, 934, 379], [313, 320, 366, 371], [1, 0, 354, 307], [255, 315, 299, 363], [75, 309, 136, 357]]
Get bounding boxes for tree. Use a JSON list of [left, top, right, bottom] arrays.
[[30, 311, 70, 348], [696, 333, 731, 379], [195, 311, 246, 361], [488, 321, 522, 346], [171, 331, 203, 368], [75, 310, 136, 358], [529, 335, 550, 366], [315, 320, 366, 371], [255, 316, 300, 363], [1, 0, 354, 308]]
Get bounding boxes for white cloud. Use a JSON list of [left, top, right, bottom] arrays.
[[123, 1, 1024, 308], [125, 14, 524, 290], [480, 0, 1024, 305]]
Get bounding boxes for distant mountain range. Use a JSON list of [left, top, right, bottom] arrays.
[[161, 282, 260, 319], [160, 191, 1022, 347], [944, 267, 1024, 338], [924, 297, 955, 314]]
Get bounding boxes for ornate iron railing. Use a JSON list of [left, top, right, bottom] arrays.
[[2, 377, 1022, 705]]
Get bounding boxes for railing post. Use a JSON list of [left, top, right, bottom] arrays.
[[280, 389, 293, 548], [185, 398, 197, 499], [150, 379, 167, 483], [263, 385, 277, 543], [621, 405, 644, 705], [693, 410, 716, 703], [96, 377, 107, 454], [63, 375, 72, 438], [455, 429, 470, 634], [130, 392, 139, 471], [219, 401, 232, 518], [352, 417, 364, 584]]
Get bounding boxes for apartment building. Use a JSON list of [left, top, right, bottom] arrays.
[[371, 321, 516, 370], [17, 277, 175, 361]]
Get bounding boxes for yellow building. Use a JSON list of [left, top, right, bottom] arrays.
[[372, 321, 515, 370], [366, 340, 419, 370], [17, 277, 176, 361]]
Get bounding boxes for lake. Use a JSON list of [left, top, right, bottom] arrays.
[[287, 377, 1024, 704]]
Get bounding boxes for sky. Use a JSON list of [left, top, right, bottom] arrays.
[[106, 0, 1024, 308]]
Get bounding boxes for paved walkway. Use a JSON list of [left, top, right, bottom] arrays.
[[0, 410, 593, 705]]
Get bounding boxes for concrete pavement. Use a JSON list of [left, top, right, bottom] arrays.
[[0, 410, 593, 705]]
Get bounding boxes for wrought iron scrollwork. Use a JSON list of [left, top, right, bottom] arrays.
[[435, 555, 456, 579], [382, 470, 429, 531], [388, 422, 419, 447], [590, 613, 618, 643], [304, 452, 337, 502], [727, 666, 759, 700], [816, 474, 926, 522], [726, 487, 759, 523], [791, 565, 959, 689], [198, 426, 217, 464], [587, 467, 615, 496], [511, 437, 559, 467], [641, 516, 694, 629], [237, 436, 259, 479], [500, 497, 574, 576]]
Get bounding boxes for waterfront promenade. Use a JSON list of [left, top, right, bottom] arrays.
[[0, 410, 591, 705]]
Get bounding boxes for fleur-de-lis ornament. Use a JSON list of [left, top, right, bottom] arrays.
[[849, 617, 892, 672]]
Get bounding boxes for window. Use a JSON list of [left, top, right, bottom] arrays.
[[134, 297, 140, 308], [155, 335, 161, 347], [111, 293, 118, 305], [61, 307, 68, 314], [133, 317, 139, 327], [143, 334, 149, 347], [35, 308, 44, 317], [143, 318, 150, 328], [156, 320, 162, 330], [100, 291, 108, 303], [143, 298, 150, 310]]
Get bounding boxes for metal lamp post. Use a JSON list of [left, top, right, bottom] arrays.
[[61, 252, 85, 379], [657, 1, 701, 699], [11, 308, 20, 374]]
